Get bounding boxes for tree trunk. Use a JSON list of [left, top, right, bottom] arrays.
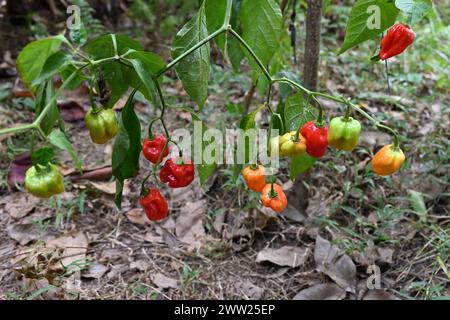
[[303, 0, 323, 91], [289, 0, 323, 212]]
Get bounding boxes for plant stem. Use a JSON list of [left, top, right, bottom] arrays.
[[222, 0, 233, 28], [156, 27, 227, 78], [35, 65, 88, 127], [265, 84, 274, 114]]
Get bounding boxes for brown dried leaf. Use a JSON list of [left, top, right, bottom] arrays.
[[8, 152, 32, 186], [3, 193, 39, 219], [234, 281, 264, 300], [256, 246, 308, 268], [45, 231, 88, 269], [58, 100, 86, 122], [130, 259, 150, 271], [293, 283, 346, 300], [363, 289, 400, 300], [7, 223, 43, 245], [151, 273, 179, 289], [82, 263, 109, 279], [91, 180, 130, 195], [282, 204, 306, 222], [175, 200, 206, 250], [125, 208, 150, 225], [314, 235, 356, 292]]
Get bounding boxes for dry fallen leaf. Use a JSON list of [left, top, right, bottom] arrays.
[[353, 245, 394, 266], [7, 223, 44, 245], [90, 180, 130, 195], [293, 283, 346, 300], [130, 259, 150, 271], [314, 235, 356, 292], [175, 200, 206, 250], [126, 208, 150, 225], [144, 232, 164, 243], [282, 204, 306, 222], [3, 193, 39, 219], [57, 100, 86, 122], [151, 273, 179, 289], [363, 289, 400, 300], [45, 231, 88, 269], [82, 263, 109, 279], [8, 152, 32, 186], [234, 281, 264, 300], [305, 193, 329, 217], [256, 246, 308, 268]]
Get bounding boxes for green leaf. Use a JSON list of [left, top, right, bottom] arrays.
[[126, 50, 166, 104], [32, 52, 72, 86], [173, 105, 216, 185], [172, 2, 210, 108], [16, 36, 65, 91], [31, 147, 54, 166], [339, 0, 399, 54], [112, 89, 141, 208], [408, 189, 428, 223], [239, 104, 264, 131], [226, 1, 245, 71], [270, 112, 284, 135], [198, 162, 216, 185], [290, 154, 316, 180], [126, 51, 166, 75], [59, 64, 86, 90], [205, 0, 227, 51], [239, 0, 283, 79], [395, 0, 432, 25], [86, 34, 143, 107], [48, 129, 83, 171], [239, 104, 264, 163], [36, 81, 59, 135], [284, 93, 317, 131], [227, 32, 245, 71]]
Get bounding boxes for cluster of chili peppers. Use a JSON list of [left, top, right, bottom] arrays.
[[242, 164, 288, 213], [140, 134, 195, 221], [243, 100, 405, 213]]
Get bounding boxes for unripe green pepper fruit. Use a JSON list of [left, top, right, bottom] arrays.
[[25, 164, 65, 198], [85, 108, 119, 144], [328, 116, 362, 151]]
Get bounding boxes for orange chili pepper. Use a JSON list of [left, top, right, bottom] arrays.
[[242, 164, 266, 192], [261, 183, 287, 212], [371, 144, 405, 176]]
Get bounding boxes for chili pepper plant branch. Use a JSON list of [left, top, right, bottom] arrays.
[[270, 77, 400, 145], [0, 63, 89, 138]]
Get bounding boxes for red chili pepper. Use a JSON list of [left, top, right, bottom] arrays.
[[380, 23, 415, 61], [142, 135, 169, 164], [300, 121, 328, 158], [160, 158, 195, 188], [139, 188, 169, 221]]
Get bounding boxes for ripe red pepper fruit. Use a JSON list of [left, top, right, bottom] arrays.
[[142, 135, 169, 164], [300, 121, 329, 158], [160, 158, 195, 188], [380, 23, 415, 60], [139, 188, 169, 221]]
